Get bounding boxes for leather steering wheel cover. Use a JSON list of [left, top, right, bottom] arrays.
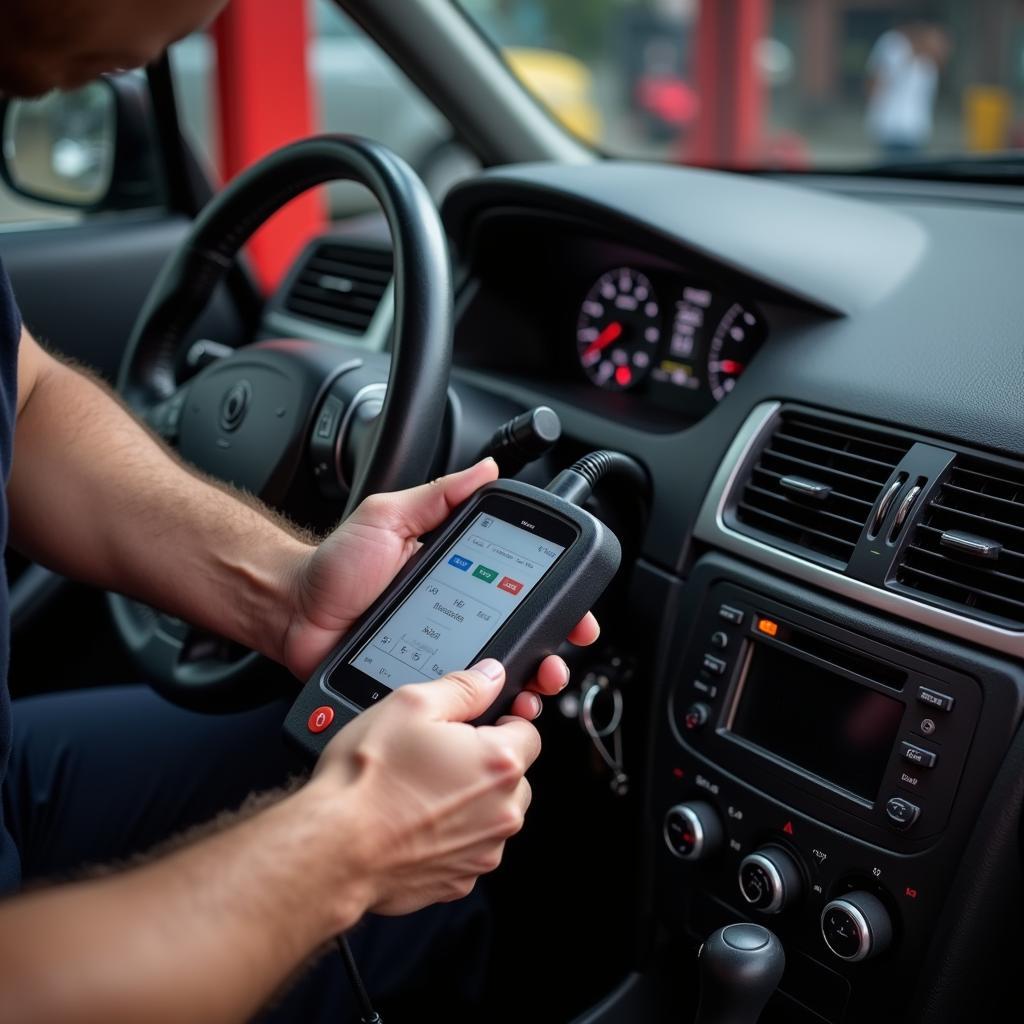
[[113, 135, 453, 709]]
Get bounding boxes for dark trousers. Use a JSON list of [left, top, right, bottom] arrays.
[[2, 686, 488, 1022]]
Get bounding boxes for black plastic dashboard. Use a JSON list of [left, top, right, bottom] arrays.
[[268, 159, 1024, 1024], [440, 163, 1024, 575]]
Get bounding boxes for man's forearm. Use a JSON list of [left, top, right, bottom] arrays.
[[0, 778, 367, 1024], [8, 334, 312, 664]]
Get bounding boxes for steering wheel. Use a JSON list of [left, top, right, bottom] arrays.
[[108, 135, 452, 712]]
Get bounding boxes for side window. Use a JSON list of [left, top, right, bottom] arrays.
[[0, 74, 166, 232], [169, 0, 474, 219]]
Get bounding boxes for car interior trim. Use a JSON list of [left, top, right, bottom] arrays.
[[694, 401, 1024, 659]]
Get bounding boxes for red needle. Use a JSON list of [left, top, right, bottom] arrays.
[[583, 321, 623, 359], [718, 359, 745, 374]]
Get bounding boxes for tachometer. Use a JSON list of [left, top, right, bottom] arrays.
[[707, 303, 763, 402], [576, 268, 660, 391]]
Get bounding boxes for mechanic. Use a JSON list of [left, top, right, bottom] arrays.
[[0, 1, 600, 1021]]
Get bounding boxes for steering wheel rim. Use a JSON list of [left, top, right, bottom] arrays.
[[110, 134, 452, 712]]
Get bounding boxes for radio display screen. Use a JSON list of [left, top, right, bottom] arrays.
[[729, 642, 905, 801]]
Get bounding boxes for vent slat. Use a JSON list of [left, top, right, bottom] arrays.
[[732, 412, 912, 569], [772, 431, 901, 474], [284, 298, 378, 331], [744, 484, 865, 535], [289, 283, 383, 313], [783, 418, 909, 464], [283, 242, 393, 333], [736, 503, 857, 560], [751, 467, 872, 519], [895, 453, 1024, 628], [939, 482, 1024, 524], [896, 565, 1024, 620], [760, 449, 891, 501], [901, 546, 1024, 599], [927, 501, 1024, 542]]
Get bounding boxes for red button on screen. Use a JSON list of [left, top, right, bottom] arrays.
[[307, 705, 335, 734], [498, 576, 523, 595]]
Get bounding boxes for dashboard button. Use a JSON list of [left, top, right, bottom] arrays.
[[702, 654, 727, 676], [918, 687, 954, 712], [663, 802, 724, 861], [821, 893, 892, 963], [718, 604, 744, 625], [738, 847, 802, 914], [683, 702, 711, 732], [710, 630, 729, 649], [901, 742, 937, 769], [885, 796, 920, 829]]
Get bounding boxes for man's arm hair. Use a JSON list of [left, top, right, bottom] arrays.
[[0, 775, 369, 1024], [8, 329, 314, 668]]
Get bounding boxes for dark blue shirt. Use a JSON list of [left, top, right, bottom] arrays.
[[0, 259, 19, 889]]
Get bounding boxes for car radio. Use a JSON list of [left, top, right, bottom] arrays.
[[648, 554, 1021, 1022], [669, 583, 981, 847]]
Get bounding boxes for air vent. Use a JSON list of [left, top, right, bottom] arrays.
[[895, 454, 1024, 627], [283, 241, 392, 333], [733, 412, 912, 568]]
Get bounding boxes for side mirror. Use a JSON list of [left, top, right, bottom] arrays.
[[0, 74, 162, 212]]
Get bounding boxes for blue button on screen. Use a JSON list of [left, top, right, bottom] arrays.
[[448, 554, 473, 571]]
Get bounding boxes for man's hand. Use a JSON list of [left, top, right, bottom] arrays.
[[282, 458, 600, 719], [310, 658, 539, 916]]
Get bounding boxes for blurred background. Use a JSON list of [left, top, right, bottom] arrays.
[[5, 0, 1024, 282]]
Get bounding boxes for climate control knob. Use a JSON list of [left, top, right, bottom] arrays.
[[738, 846, 802, 914], [663, 802, 724, 862], [821, 891, 893, 963]]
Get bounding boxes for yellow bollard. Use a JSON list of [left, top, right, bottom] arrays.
[[963, 85, 1012, 152]]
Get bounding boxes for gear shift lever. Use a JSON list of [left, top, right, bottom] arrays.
[[694, 924, 785, 1024]]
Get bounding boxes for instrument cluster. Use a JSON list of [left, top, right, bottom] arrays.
[[574, 265, 766, 413]]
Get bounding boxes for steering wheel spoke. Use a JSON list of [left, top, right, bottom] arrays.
[[145, 387, 190, 444]]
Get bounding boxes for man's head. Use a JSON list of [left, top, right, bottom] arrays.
[[0, 0, 228, 97]]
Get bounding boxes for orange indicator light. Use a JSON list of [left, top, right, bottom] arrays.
[[756, 618, 779, 637]]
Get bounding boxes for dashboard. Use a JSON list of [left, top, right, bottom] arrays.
[[268, 159, 1024, 1024], [443, 163, 1024, 1024]]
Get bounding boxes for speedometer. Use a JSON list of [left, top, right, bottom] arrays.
[[576, 268, 660, 391], [707, 303, 764, 402]]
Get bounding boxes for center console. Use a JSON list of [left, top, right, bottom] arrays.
[[648, 553, 1024, 1022]]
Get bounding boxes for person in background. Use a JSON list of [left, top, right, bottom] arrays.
[[866, 22, 951, 158]]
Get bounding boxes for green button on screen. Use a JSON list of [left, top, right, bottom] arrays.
[[472, 564, 498, 583]]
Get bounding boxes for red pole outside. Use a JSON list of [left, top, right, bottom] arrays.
[[212, 0, 326, 292], [689, 0, 770, 168]]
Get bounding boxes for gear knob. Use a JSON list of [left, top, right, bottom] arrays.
[[694, 924, 785, 1024]]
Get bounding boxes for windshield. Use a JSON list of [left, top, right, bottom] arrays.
[[457, 0, 1024, 177]]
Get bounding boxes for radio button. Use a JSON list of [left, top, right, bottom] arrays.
[[710, 630, 729, 649], [702, 654, 727, 676], [718, 604, 744, 626], [663, 802, 724, 861], [885, 796, 921, 829], [918, 687, 954, 712], [901, 742, 937, 769]]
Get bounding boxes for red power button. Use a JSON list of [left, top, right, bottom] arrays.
[[307, 705, 335, 734]]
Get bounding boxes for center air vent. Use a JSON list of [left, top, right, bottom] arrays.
[[283, 241, 393, 333], [894, 454, 1024, 627], [732, 412, 912, 569]]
